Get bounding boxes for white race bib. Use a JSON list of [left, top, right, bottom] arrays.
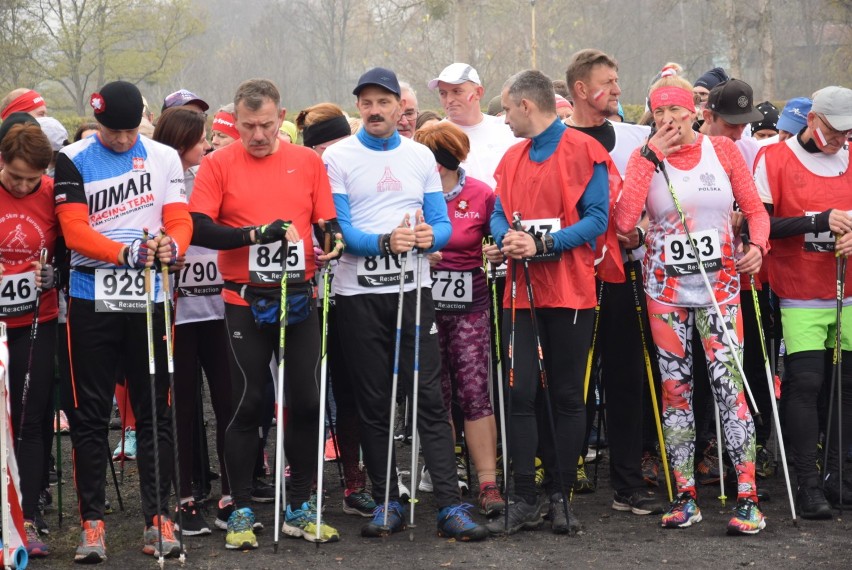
[[664, 229, 723, 276], [431, 270, 473, 310], [803, 211, 835, 253], [94, 268, 147, 312], [0, 272, 37, 317], [356, 254, 414, 287], [178, 253, 223, 297], [524, 218, 562, 262], [249, 241, 306, 284]]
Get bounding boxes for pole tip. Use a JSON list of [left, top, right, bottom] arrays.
[[273, 542, 279, 554]]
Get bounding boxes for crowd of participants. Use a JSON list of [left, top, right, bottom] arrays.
[[0, 49, 850, 564]]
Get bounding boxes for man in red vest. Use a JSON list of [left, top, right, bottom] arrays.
[[755, 85, 852, 519], [487, 69, 619, 536]]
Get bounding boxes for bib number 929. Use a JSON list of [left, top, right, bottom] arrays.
[[94, 268, 147, 312]]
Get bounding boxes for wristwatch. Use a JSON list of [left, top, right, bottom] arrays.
[[543, 234, 555, 254]]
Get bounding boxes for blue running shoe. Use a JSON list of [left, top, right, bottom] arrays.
[[437, 503, 488, 541], [361, 501, 406, 537]]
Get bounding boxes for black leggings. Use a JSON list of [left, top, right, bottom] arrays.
[[173, 319, 232, 498], [503, 307, 594, 501], [223, 303, 320, 509], [7, 319, 56, 520], [784, 350, 852, 483]]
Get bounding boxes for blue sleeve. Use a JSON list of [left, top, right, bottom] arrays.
[[423, 191, 451, 252], [333, 194, 382, 256], [551, 162, 609, 252], [490, 196, 510, 247]]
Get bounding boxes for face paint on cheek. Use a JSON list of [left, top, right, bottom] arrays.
[[814, 126, 829, 147], [593, 90, 606, 101], [681, 113, 690, 121], [467, 93, 475, 103]]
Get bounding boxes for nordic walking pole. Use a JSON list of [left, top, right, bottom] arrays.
[[512, 212, 572, 525], [55, 384, 64, 526], [119, 381, 128, 482], [408, 251, 424, 541], [505, 249, 518, 534], [625, 251, 673, 501], [383, 250, 408, 530], [142, 228, 165, 569], [712, 398, 726, 506], [273, 236, 289, 554], [17, 248, 48, 444], [583, 282, 604, 404], [749, 274, 796, 523], [660, 165, 762, 424], [159, 234, 185, 563], [487, 246, 509, 509], [106, 443, 124, 512], [823, 253, 846, 514], [314, 247, 333, 545]]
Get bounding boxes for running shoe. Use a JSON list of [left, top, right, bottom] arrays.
[[250, 478, 275, 503], [343, 490, 377, 517], [398, 474, 411, 502], [324, 438, 338, 461], [548, 492, 581, 535], [418, 466, 433, 493], [797, 483, 832, 520], [755, 445, 775, 479], [823, 472, 852, 506], [75, 520, 106, 563], [33, 511, 49, 535], [612, 490, 667, 515], [55, 410, 70, 434], [485, 496, 543, 535], [726, 497, 766, 535], [112, 427, 136, 461], [216, 499, 264, 531], [176, 501, 211, 536], [696, 440, 721, 485], [534, 457, 545, 489], [24, 520, 49, 557], [661, 492, 702, 528], [361, 500, 406, 537], [478, 483, 505, 517], [573, 457, 595, 494], [641, 451, 660, 487], [436, 503, 487, 541], [142, 515, 182, 558], [282, 501, 339, 543], [225, 507, 258, 550]]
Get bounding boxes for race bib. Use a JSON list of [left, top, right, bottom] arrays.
[[357, 255, 414, 287], [431, 270, 473, 310], [0, 272, 37, 317], [177, 253, 223, 297], [803, 211, 835, 252], [664, 229, 723, 276], [94, 268, 147, 312], [524, 218, 562, 262], [249, 241, 306, 284]]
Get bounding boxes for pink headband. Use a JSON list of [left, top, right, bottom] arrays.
[[1, 90, 45, 120], [212, 111, 239, 140], [650, 87, 695, 112]]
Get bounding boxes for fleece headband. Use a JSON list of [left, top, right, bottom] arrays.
[[650, 87, 695, 113], [432, 145, 461, 171], [1, 90, 45, 120], [302, 115, 351, 148], [211, 111, 239, 140]]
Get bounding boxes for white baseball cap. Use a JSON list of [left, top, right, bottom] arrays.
[[428, 63, 481, 90], [812, 86, 852, 131]]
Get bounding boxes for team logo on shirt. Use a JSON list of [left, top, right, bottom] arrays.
[[698, 172, 720, 192], [457, 199, 469, 212], [132, 157, 146, 171], [377, 166, 402, 192], [0, 213, 46, 263]]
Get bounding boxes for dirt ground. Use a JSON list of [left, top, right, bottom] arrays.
[[33, 419, 851, 570]]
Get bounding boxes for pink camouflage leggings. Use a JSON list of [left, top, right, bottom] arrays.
[[436, 309, 494, 423]]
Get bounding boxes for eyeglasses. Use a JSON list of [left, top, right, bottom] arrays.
[[816, 113, 852, 139], [400, 109, 418, 121]]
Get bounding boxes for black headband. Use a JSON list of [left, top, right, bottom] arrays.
[[302, 115, 351, 148], [432, 146, 461, 171]]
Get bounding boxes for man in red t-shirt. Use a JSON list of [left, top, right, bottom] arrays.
[[190, 78, 342, 549]]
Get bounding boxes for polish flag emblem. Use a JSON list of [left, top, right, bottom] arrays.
[[133, 157, 145, 171], [90, 93, 105, 114]]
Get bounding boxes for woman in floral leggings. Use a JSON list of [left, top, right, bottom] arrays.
[[616, 73, 770, 534]]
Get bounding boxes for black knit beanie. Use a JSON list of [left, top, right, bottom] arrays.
[[90, 81, 143, 130]]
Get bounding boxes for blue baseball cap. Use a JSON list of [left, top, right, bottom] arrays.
[[776, 97, 812, 134], [353, 67, 401, 97]]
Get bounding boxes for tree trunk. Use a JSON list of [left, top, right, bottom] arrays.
[[758, 0, 775, 100], [453, 0, 469, 63]]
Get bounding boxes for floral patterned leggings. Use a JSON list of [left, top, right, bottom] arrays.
[[647, 297, 757, 501]]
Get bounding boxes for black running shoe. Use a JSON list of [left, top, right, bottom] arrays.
[[485, 497, 543, 535]]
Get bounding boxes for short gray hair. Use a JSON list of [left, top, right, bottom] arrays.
[[503, 70, 556, 115], [234, 79, 280, 114], [217, 102, 235, 114]]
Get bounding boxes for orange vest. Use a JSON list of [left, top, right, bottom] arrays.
[[765, 143, 852, 300], [495, 129, 613, 309]]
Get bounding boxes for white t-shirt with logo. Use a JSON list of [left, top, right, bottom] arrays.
[[449, 114, 520, 189]]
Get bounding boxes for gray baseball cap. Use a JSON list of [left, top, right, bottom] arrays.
[[812, 86, 852, 131]]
